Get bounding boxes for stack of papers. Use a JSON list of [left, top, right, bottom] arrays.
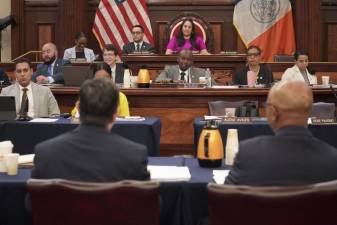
[[116, 116, 145, 121], [18, 154, 35, 167], [29, 118, 58, 123], [147, 165, 191, 181], [213, 170, 230, 184]]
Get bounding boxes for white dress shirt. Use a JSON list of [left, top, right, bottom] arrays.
[[179, 68, 191, 83], [19, 83, 34, 118], [134, 42, 143, 52], [110, 64, 116, 82]]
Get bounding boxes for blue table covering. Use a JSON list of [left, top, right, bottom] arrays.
[[0, 157, 226, 225], [0, 117, 161, 156], [194, 117, 337, 155]]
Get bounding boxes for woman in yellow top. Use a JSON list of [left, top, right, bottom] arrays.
[[71, 63, 130, 117]]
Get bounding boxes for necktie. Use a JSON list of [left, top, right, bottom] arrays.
[[301, 71, 310, 84], [180, 72, 186, 81], [47, 65, 52, 76], [136, 43, 140, 52], [20, 88, 29, 117]]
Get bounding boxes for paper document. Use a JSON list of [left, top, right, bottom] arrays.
[[116, 116, 145, 121], [211, 85, 239, 89], [147, 165, 191, 181], [213, 170, 230, 184], [29, 118, 58, 123], [18, 154, 34, 164]]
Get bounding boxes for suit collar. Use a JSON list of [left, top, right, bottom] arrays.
[[275, 126, 312, 138], [76, 124, 110, 134]]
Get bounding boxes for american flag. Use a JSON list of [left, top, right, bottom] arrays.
[[92, 0, 154, 53]]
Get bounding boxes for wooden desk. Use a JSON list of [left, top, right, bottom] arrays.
[[51, 87, 337, 155]]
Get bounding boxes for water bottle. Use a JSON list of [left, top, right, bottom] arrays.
[[123, 69, 131, 88], [205, 68, 212, 88]]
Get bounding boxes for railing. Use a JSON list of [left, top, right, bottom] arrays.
[[11, 51, 42, 62]]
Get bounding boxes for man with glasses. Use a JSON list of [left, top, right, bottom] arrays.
[[0, 58, 60, 119], [225, 80, 337, 186], [234, 45, 274, 86], [33, 42, 69, 84], [102, 44, 125, 84], [122, 25, 155, 54]]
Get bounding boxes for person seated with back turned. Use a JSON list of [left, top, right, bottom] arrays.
[[0, 67, 10, 85], [225, 80, 337, 186], [32, 78, 149, 182], [234, 45, 273, 86], [102, 44, 125, 84], [122, 25, 155, 54], [63, 32, 96, 62], [165, 18, 209, 55], [33, 42, 70, 84], [0, 58, 60, 118], [156, 49, 206, 83], [281, 50, 317, 85], [71, 62, 130, 117]]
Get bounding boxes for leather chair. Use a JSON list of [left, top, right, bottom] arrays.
[[165, 12, 214, 52], [274, 54, 295, 62], [208, 100, 259, 117], [207, 181, 337, 225], [311, 102, 336, 119], [27, 179, 160, 225]]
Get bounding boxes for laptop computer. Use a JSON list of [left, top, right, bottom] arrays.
[[0, 96, 16, 121], [63, 66, 93, 86]]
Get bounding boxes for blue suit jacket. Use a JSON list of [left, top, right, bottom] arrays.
[[33, 58, 70, 84], [0, 68, 10, 85]]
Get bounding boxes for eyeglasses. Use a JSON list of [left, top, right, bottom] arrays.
[[15, 68, 30, 73], [247, 52, 260, 57], [103, 53, 116, 57], [131, 31, 143, 35]]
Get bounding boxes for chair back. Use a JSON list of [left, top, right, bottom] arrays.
[[274, 54, 294, 62], [311, 102, 336, 119], [27, 179, 160, 225], [165, 12, 214, 52], [208, 181, 337, 225], [208, 100, 259, 117]]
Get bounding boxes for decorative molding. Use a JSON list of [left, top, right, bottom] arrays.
[[25, 0, 59, 7]]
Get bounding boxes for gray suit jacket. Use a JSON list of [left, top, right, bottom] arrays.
[[0, 82, 60, 118], [156, 65, 206, 83]]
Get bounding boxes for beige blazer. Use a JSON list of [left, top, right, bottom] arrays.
[[0, 82, 60, 118], [282, 65, 317, 85]]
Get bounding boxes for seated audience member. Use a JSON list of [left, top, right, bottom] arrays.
[[0, 67, 10, 85], [282, 50, 317, 85], [0, 58, 60, 118], [63, 32, 95, 62], [165, 18, 209, 55], [103, 44, 125, 84], [225, 80, 337, 186], [234, 45, 273, 86], [156, 49, 206, 83], [32, 78, 149, 182], [33, 42, 69, 84], [122, 25, 155, 54], [71, 63, 130, 117]]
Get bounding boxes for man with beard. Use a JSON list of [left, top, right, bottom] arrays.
[[33, 42, 69, 84]]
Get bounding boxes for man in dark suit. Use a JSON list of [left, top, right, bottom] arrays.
[[0, 68, 10, 85], [33, 42, 69, 84], [122, 25, 155, 54], [31, 78, 150, 182], [225, 80, 337, 186], [103, 44, 125, 83]]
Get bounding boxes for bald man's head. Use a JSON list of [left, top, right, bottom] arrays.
[[267, 80, 313, 131], [178, 49, 193, 71], [41, 42, 58, 64]]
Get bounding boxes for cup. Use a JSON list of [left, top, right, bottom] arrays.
[[0, 140, 14, 172], [225, 129, 239, 165], [247, 71, 256, 87], [199, 76, 206, 84], [123, 69, 131, 88], [322, 76, 330, 86], [4, 153, 19, 175], [130, 76, 138, 88]]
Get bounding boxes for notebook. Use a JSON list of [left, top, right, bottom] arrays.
[[63, 66, 93, 86]]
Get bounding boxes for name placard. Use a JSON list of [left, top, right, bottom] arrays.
[[221, 117, 252, 123], [311, 118, 336, 124]]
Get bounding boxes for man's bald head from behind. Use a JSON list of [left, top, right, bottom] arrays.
[[266, 80, 313, 132]]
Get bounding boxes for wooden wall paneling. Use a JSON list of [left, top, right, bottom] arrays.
[[156, 22, 169, 54], [59, 0, 88, 53], [11, 0, 25, 59], [209, 23, 222, 53], [37, 24, 54, 50], [327, 24, 337, 61], [322, 4, 337, 61]]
